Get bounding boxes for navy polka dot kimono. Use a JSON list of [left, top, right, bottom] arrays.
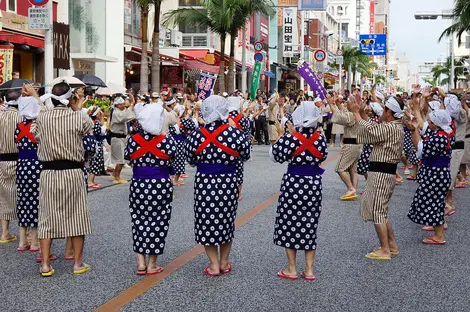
[[168, 118, 196, 175], [125, 130, 176, 255], [89, 120, 105, 175], [408, 132, 452, 226], [270, 128, 328, 250], [185, 120, 250, 246], [15, 120, 41, 228]]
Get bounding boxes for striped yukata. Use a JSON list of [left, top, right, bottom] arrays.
[[357, 119, 404, 224], [0, 107, 21, 221], [332, 107, 362, 172], [31, 107, 93, 239], [449, 109, 467, 188]]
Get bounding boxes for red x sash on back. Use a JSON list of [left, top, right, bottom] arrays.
[[195, 124, 240, 157], [15, 122, 37, 144], [130, 133, 170, 160], [292, 132, 323, 159], [228, 114, 243, 129]]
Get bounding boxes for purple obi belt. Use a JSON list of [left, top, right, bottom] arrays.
[[287, 164, 325, 176], [133, 166, 170, 179], [197, 163, 237, 175], [173, 134, 186, 142], [422, 155, 450, 168], [19, 149, 38, 160]]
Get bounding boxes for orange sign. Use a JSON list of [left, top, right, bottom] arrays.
[[277, 8, 284, 27], [0, 46, 14, 84], [278, 0, 298, 6]]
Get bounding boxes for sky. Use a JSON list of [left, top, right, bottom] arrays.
[[389, 0, 455, 71]]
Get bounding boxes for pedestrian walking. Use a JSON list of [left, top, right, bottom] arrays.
[[270, 102, 327, 281], [125, 102, 176, 275], [88, 107, 107, 189], [185, 95, 250, 276]]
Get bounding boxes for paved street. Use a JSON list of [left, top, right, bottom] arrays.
[[1, 145, 470, 312]]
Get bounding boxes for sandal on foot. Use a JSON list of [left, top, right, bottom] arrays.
[[301, 272, 316, 281], [136, 267, 147, 276], [147, 266, 164, 275], [41, 267, 55, 277], [455, 181, 467, 188], [406, 175, 416, 181], [220, 263, 233, 275], [340, 194, 358, 201], [365, 251, 391, 261], [73, 264, 91, 275], [204, 266, 220, 277], [17, 243, 31, 252], [29, 246, 40, 252], [64, 256, 75, 261], [374, 247, 399, 256], [423, 237, 446, 245], [0, 235, 16, 244], [277, 270, 298, 280]]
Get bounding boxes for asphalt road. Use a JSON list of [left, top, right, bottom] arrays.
[[1, 145, 469, 312]]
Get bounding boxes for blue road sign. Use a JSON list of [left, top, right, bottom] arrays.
[[359, 34, 387, 56]]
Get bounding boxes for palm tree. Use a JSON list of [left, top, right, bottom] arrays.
[[226, 0, 275, 93], [439, 0, 470, 46], [151, 0, 164, 92], [431, 56, 469, 88], [134, 0, 151, 93], [342, 45, 375, 89], [424, 76, 438, 87], [164, 0, 242, 92], [375, 75, 386, 85]]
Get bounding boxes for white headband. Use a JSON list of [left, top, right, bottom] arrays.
[[385, 97, 404, 119], [6, 99, 19, 106], [428, 100, 441, 111], [92, 107, 102, 117], [369, 102, 384, 117], [40, 88, 73, 106], [113, 97, 125, 106], [429, 110, 452, 134], [375, 90, 385, 102]]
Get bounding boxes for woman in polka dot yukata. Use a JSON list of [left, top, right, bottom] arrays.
[[407, 107, 452, 245], [124, 102, 176, 275], [185, 95, 250, 277], [168, 102, 196, 186], [87, 106, 107, 189], [270, 101, 328, 281], [15, 95, 42, 253]]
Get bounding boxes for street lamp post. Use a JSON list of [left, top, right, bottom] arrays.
[[338, 8, 343, 91], [415, 10, 454, 90]]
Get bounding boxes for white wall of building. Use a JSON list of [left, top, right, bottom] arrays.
[[94, 0, 124, 86]]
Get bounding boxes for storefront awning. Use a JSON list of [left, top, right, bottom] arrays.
[[180, 49, 208, 60], [0, 30, 44, 48], [127, 46, 181, 64], [71, 53, 118, 63], [183, 60, 219, 75]]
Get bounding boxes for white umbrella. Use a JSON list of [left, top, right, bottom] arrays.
[[96, 82, 127, 95], [48, 76, 86, 88]]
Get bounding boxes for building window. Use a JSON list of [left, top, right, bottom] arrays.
[[331, 6, 334, 15], [179, 23, 207, 34], [7, 0, 16, 12], [337, 6, 343, 15], [345, 6, 348, 15]]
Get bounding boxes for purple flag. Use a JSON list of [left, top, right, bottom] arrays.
[[297, 62, 328, 101]]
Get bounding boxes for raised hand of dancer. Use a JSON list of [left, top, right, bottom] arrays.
[[286, 120, 296, 135]]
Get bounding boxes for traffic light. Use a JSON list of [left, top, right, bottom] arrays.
[[360, 39, 375, 45]]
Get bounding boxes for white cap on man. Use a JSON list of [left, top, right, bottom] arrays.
[[151, 92, 159, 98]]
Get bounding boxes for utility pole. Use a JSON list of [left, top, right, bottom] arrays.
[[300, 11, 305, 91], [44, 0, 54, 83]]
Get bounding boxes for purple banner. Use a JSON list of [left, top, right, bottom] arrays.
[[297, 62, 328, 101], [197, 72, 217, 101]]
